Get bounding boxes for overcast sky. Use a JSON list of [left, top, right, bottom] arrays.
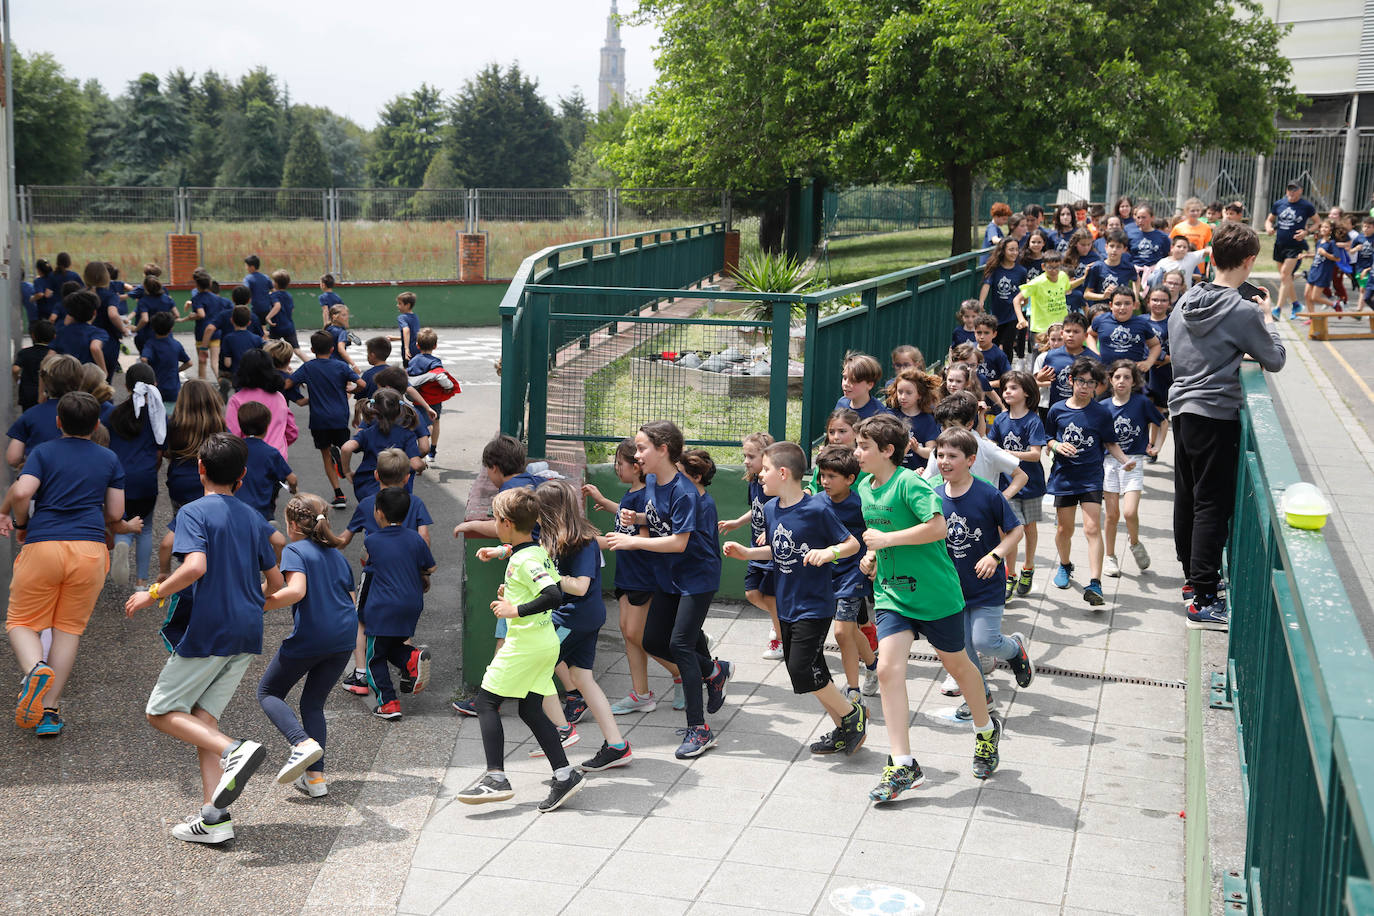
[[11, 0, 661, 126]]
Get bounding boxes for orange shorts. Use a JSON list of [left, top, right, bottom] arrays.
[[7, 540, 109, 635]]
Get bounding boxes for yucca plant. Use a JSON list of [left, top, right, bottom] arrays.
[[730, 251, 820, 322]]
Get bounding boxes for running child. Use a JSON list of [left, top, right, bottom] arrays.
[[457, 487, 586, 811], [1046, 358, 1133, 606], [164, 380, 228, 513], [723, 441, 868, 755], [186, 270, 226, 380], [53, 290, 109, 373], [973, 314, 1012, 393], [990, 370, 1048, 598], [287, 330, 363, 510], [951, 300, 981, 349], [1034, 312, 1100, 408], [1014, 249, 1081, 341], [1101, 361, 1166, 578], [979, 236, 1027, 358], [339, 388, 424, 502], [1304, 219, 1339, 315], [394, 291, 421, 362], [1142, 287, 1174, 448], [264, 270, 304, 361], [883, 344, 925, 389], [886, 367, 941, 469], [132, 277, 176, 353], [233, 401, 297, 524], [242, 255, 274, 330], [717, 432, 784, 660], [318, 274, 343, 329], [107, 363, 165, 588], [806, 407, 862, 494], [12, 319, 53, 411], [258, 493, 357, 798], [836, 351, 889, 420], [406, 328, 445, 462], [225, 349, 298, 460], [1090, 288, 1160, 372], [323, 304, 358, 370], [925, 392, 1027, 501], [125, 432, 282, 844], [219, 303, 264, 384], [812, 444, 878, 701], [853, 413, 1002, 800], [1084, 229, 1139, 306], [8, 354, 85, 469], [141, 311, 191, 404]]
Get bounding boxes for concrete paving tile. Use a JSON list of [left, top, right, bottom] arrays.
[[959, 817, 1074, 866], [1032, 644, 1108, 673], [589, 848, 720, 899], [1075, 801, 1185, 846], [672, 753, 789, 791], [396, 868, 470, 915], [697, 861, 829, 914], [432, 874, 577, 914], [1104, 624, 1181, 657], [685, 902, 764, 916], [422, 796, 537, 839], [622, 814, 745, 859], [727, 825, 848, 871], [993, 734, 1091, 769], [409, 832, 508, 873], [1063, 866, 1184, 914], [852, 806, 969, 851], [1083, 769, 1184, 812], [517, 809, 643, 848], [771, 758, 892, 799], [648, 782, 768, 825], [480, 839, 614, 886], [937, 890, 1062, 916], [1070, 833, 1184, 880], [1097, 682, 1186, 731], [1092, 721, 1188, 757], [1087, 745, 1186, 782], [947, 851, 1067, 906], [749, 792, 869, 837], [565, 887, 691, 916], [815, 876, 943, 916], [832, 838, 956, 887], [1104, 649, 1187, 683], [981, 759, 1087, 801], [972, 787, 1082, 831], [304, 861, 403, 909]]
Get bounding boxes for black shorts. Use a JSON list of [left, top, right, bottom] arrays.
[[613, 587, 653, 607], [1054, 490, 1104, 508], [269, 326, 300, 348], [874, 608, 965, 654], [124, 494, 157, 522], [311, 427, 350, 450], [779, 617, 833, 695], [743, 565, 776, 597], [558, 627, 599, 670], [1274, 240, 1308, 264]]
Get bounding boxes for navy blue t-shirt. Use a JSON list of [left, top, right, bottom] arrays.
[[764, 493, 851, 621], [347, 491, 432, 538], [278, 539, 357, 658], [106, 417, 161, 501], [553, 539, 606, 631], [1046, 398, 1119, 495], [171, 494, 277, 657], [1270, 198, 1317, 246], [976, 344, 1012, 390], [746, 478, 772, 574], [611, 486, 655, 592], [836, 396, 888, 420], [1087, 259, 1136, 297], [408, 353, 443, 379], [268, 290, 295, 332], [188, 290, 216, 341], [1132, 231, 1171, 268], [1108, 393, 1165, 456], [1066, 252, 1098, 313], [8, 400, 61, 448], [236, 436, 293, 519], [205, 299, 237, 341], [243, 272, 274, 320], [823, 489, 870, 599], [291, 358, 360, 429], [350, 423, 420, 500], [54, 322, 109, 366], [21, 438, 124, 543], [133, 294, 176, 350], [644, 471, 700, 595], [896, 410, 941, 471], [1041, 346, 1101, 406], [1092, 313, 1157, 365], [356, 364, 387, 401], [397, 312, 421, 361], [142, 337, 190, 401], [681, 491, 722, 596], [1022, 255, 1045, 283], [94, 287, 126, 341], [325, 324, 349, 361], [319, 290, 342, 320], [990, 409, 1048, 500], [166, 455, 204, 508], [983, 264, 1029, 325], [936, 477, 1022, 607], [220, 329, 264, 376], [1355, 233, 1374, 274], [951, 326, 977, 349], [360, 525, 436, 637], [1145, 315, 1171, 398]]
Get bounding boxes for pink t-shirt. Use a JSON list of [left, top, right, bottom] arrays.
[[226, 388, 298, 459]]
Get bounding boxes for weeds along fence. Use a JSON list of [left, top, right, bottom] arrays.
[[500, 218, 983, 459], [823, 183, 1061, 236], [18, 185, 729, 283]]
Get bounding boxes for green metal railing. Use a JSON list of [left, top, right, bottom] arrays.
[[1224, 365, 1374, 915]]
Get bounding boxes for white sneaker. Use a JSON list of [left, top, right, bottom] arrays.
[[172, 813, 234, 844], [939, 672, 961, 696], [276, 738, 324, 784], [761, 637, 783, 660], [610, 691, 657, 714], [109, 540, 129, 585], [293, 773, 329, 797], [861, 664, 879, 697], [979, 653, 996, 675], [1104, 555, 1121, 578], [1130, 541, 1151, 570]]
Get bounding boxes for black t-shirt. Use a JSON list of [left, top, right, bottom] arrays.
[[13, 344, 49, 406]]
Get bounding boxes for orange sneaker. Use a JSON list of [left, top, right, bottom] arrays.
[[16, 662, 54, 729]]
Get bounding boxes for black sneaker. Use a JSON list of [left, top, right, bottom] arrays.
[[579, 741, 632, 772], [538, 769, 585, 812], [809, 728, 844, 755], [456, 772, 514, 805], [869, 755, 925, 803], [839, 702, 869, 757], [563, 692, 589, 724], [212, 739, 266, 809], [1006, 632, 1035, 688], [972, 712, 1003, 779], [340, 671, 370, 696], [331, 490, 347, 510], [329, 445, 345, 478], [954, 692, 995, 722], [705, 660, 733, 714]]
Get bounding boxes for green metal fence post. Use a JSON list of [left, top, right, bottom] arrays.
[[863, 286, 879, 357], [527, 292, 550, 459], [800, 303, 820, 451], [499, 309, 516, 436], [769, 301, 792, 444]]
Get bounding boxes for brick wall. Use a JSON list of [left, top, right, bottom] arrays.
[[459, 234, 486, 282], [724, 229, 741, 276]]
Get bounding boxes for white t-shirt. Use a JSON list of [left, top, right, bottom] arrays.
[[923, 433, 1023, 489]]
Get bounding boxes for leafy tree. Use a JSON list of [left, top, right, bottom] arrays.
[[281, 122, 331, 188], [559, 89, 592, 154], [12, 49, 90, 186], [446, 64, 569, 188], [569, 97, 638, 187], [80, 79, 116, 182], [182, 71, 232, 186], [217, 99, 285, 187], [368, 85, 446, 188], [293, 105, 367, 188], [413, 149, 463, 218], [106, 73, 192, 186]]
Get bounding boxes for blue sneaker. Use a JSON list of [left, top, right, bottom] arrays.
[[451, 697, 478, 716], [1291, 301, 1303, 320], [35, 709, 63, 737], [1083, 579, 1105, 607], [1271, 303, 1282, 321], [673, 724, 717, 759], [1052, 562, 1073, 589], [1186, 595, 1229, 630], [705, 660, 733, 714], [563, 693, 588, 724]]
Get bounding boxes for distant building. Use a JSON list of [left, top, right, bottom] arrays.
[[598, 1, 626, 112]]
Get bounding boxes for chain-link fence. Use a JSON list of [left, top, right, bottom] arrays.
[[823, 183, 1062, 237]]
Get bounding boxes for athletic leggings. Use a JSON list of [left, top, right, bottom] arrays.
[[257, 648, 352, 773], [643, 591, 716, 726], [475, 688, 568, 771]]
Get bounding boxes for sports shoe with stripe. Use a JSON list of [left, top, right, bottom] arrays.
[[293, 773, 328, 798], [972, 712, 1004, 779], [673, 724, 717, 759], [609, 691, 657, 715], [528, 724, 578, 757], [1007, 632, 1035, 688], [406, 646, 431, 694], [373, 700, 403, 720], [538, 769, 585, 812], [563, 692, 589, 724], [451, 697, 478, 716], [705, 660, 733, 714], [212, 739, 266, 808], [15, 661, 54, 729], [340, 671, 370, 696], [457, 772, 514, 805], [35, 709, 63, 737], [172, 812, 234, 844], [276, 738, 324, 784], [869, 756, 925, 803]]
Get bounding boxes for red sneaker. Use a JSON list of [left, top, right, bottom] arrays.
[[406, 646, 432, 694], [373, 700, 402, 720]]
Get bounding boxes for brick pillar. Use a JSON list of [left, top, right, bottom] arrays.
[[724, 230, 741, 276], [459, 233, 486, 282], [167, 233, 201, 286]]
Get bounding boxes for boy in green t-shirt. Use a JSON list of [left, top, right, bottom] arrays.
[[456, 488, 585, 813], [1014, 249, 1083, 335], [854, 414, 1004, 802]]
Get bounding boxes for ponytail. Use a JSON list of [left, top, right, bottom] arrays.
[[285, 493, 345, 549]]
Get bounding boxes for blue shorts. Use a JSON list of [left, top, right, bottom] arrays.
[[494, 617, 508, 640], [557, 626, 598, 670], [835, 595, 867, 623], [874, 608, 965, 654], [743, 564, 776, 597]]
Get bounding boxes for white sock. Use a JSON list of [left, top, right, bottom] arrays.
[[973, 720, 992, 734], [554, 765, 573, 781], [39, 628, 52, 660], [895, 755, 916, 767]]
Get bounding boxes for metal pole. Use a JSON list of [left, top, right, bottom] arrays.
[[1106, 149, 1121, 203], [1252, 153, 1270, 230], [1, 0, 17, 588], [1174, 150, 1193, 212], [1340, 94, 1361, 211]]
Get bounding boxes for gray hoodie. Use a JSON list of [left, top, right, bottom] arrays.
[[1167, 282, 1286, 420]]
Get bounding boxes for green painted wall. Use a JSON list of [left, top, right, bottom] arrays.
[[291, 282, 508, 329]]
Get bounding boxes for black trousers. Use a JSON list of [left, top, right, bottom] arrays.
[[995, 321, 1018, 362], [1172, 413, 1241, 600]]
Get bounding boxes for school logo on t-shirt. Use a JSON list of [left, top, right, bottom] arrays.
[[944, 510, 982, 560], [1276, 206, 1299, 230], [995, 276, 1018, 299], [646, 502, 670, 537], [750, 494, 766, 534], [1113, 413, 1141, 446], [1108, 324, 1140, 350], [1001, 430, 1025, 452], [770, 522, 810, 574], [1061, 421, 1096, 451], [1055, 366, 1075, 398]]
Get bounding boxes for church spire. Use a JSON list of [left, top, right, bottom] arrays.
[[598, 1, 626, 112]]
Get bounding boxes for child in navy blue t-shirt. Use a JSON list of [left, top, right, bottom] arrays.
[[53, 290, 110, 373], [1102, 361, 1166, 579], [979, 236, 1029, 357], [12, 319, 54, 411], [836, 352, 889, 420], [318, 274, 343, 329], [265, 269, 302, 357], [259, 493, 359, 798], [234, 401, 296, 528], [324, 304, 358, 371], [990, 370, 1049, 598], [724, 442, 866, 755], [717, 432, 784, 661], [219, 304, 265, 385], [106, 364, 165, 588], [394, 291, 421, 362], [133, 276, 177, 352], [288, 330, 362, 509], [141, 311, 191, 403], [406, 327, 446, 462], [973, 314, 1012, 393], [1090, 288, 1160, 371], [885, 366, 942, 471], [6, 353, 83, 471], [360, 488, 437, 719], [813, 444, 878, 701], [951, 301, 980, 349], [242, 255, 274, 329], [341, 389, 424, 502], [125, 433, 283, 845]]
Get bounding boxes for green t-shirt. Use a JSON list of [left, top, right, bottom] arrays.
[[1019, 271, 1072, 333], [858, 467, 965, 621], [502, 543, 560, 636]]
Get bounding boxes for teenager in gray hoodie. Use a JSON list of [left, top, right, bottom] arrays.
[[1168, 221, 1286, 630]]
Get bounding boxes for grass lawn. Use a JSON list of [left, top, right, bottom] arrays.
[[816, 227, 967, 293]]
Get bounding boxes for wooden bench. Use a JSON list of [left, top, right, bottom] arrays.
[[1307, 308, 1374, 341]]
